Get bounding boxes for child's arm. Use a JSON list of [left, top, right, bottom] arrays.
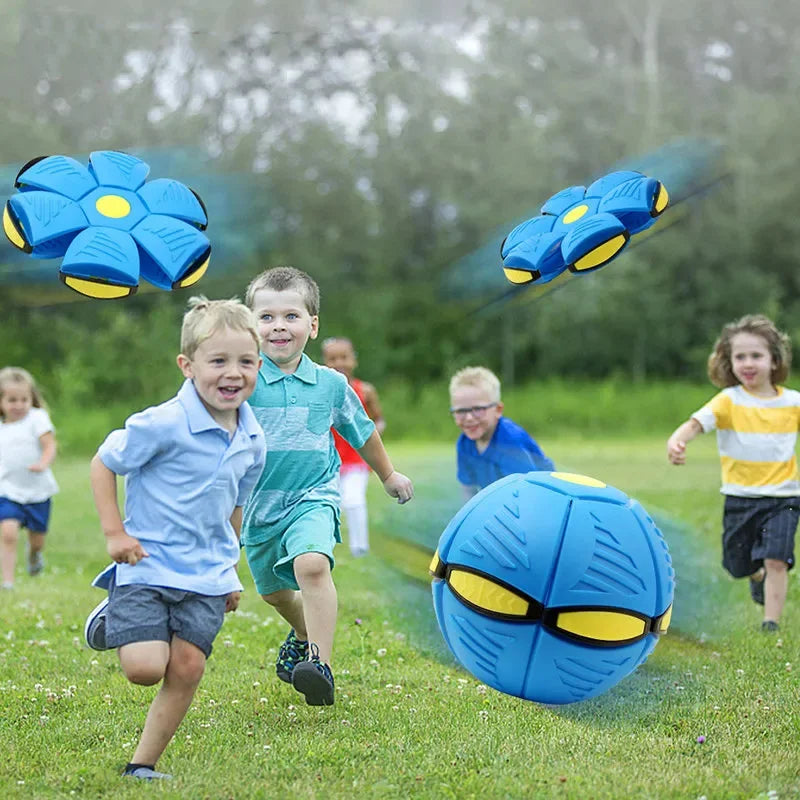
[[357, 430, 413, 504], [226, 506, 243, 612], [28, 431, 57, 472], [90, 454, 149, 565], [666, 418, 703, 465], [362, 382, 386, 434]]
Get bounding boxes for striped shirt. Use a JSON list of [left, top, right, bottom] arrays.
[[692, 385, 800, 497], [241, 354, 375, 545]]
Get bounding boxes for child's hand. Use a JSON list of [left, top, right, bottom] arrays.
[[106, 531, 150, 565], [225, 591, 241, 612], [27, 462, 47, 473], [666, 436, 687, 465], [382, 471, 414, 504]]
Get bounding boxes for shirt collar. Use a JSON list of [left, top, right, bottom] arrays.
[[177, 379, 261, 439], [259, 353, 318, 385]]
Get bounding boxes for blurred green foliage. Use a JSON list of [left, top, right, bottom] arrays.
[[3, 0, 800, 400]]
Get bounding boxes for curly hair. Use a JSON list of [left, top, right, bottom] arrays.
[[707, 314, 792, 388]]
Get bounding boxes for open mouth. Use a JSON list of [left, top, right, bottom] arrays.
[[219, 386, 242, 399], [270, 339, 291, 347]]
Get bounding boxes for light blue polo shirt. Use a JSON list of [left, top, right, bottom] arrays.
[[94, 380, 266, 595], [241, 354, 375, 545]]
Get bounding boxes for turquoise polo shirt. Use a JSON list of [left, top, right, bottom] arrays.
[[95, 380, 266, 595], [241, 354, 375, 545]]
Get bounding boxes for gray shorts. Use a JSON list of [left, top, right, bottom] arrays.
[[106, 573, 227, 658]]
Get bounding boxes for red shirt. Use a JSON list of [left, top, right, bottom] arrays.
[[333, 378, 370, 471]]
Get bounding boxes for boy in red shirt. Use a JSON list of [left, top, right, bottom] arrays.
[[322, 338, 385, 557]]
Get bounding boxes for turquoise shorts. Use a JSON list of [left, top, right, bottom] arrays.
[[244, 505, 339, 595]]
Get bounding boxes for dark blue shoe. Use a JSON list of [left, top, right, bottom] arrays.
[[84, 596, 109, 651], [291, 643, 335, 706], [276, 628, 308, 684]]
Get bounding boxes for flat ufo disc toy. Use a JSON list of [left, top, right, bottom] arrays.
[[3, 150, 211, 299], [501, 170, 669, 286]]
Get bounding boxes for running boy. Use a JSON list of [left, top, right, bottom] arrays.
[[243, 266, 413, 706], [83, 297, 266, 780], [667, 313, 800, 632], [322, 336, 386, 558], [449, 366, 554, 500]]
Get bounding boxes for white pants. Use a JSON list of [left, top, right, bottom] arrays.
[[339, 468, 370, 556]]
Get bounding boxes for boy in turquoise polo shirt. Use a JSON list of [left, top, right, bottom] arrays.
[[243, 266, 413, 706], [83, 297, 266, 781]]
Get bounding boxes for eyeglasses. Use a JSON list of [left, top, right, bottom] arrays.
[[429, 552, 671, 647], [449, 403, 497, 420]]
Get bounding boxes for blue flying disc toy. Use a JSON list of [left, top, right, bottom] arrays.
[[501, 170, 669, 286], [2, 150, 210, 298]]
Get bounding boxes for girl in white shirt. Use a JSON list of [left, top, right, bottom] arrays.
[[0, 367, 58, 589]]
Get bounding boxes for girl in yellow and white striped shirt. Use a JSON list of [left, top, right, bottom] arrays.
[[667, 314, 799, 632]]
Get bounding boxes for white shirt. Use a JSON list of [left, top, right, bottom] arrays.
[[0, 407, 59, 503]]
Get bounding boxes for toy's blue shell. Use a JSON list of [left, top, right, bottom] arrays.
[[3, 150, 211, 298], [431, 472, 674, 704], [501, 171, 669, 286]]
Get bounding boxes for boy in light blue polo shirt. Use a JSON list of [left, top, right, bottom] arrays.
[[83, 297, 266, 782], [243, 266, 413, 707]]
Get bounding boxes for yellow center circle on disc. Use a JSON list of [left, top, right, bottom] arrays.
[[562, 204, 588, 224], [95, 194, 131, 218]]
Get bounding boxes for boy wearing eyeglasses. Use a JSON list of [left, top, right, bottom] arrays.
[[449, 366, 554, 500]]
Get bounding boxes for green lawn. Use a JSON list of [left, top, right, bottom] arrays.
[[1, 438, 798, 799]]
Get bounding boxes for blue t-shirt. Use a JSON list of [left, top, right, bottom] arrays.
[[456, 416, 554, 490], [94, 380, 266, 595]]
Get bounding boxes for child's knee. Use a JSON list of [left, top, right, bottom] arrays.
[[168, 642, 207, 685], [765, 558, 789, 573], [293, 552, 331, 584], [261, 588, 296, 608], [0, 521, 20, 544]]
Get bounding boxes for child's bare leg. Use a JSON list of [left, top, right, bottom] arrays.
[[124, 638, 206, 767], [1, 519, 20, 584], [28, 531, 46, 558], [261, 589, 307, 639], [293, 552, 337, 663], [763, 558, 789, 622]]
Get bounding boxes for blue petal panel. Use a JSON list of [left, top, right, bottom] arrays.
[[88, 151, 150, 191], [15, 156, 97, 201], [131, 214, 211, 289], [7, 191, 88, 247], [503, 233, 566, 283], [137, 178, 208, 228], [60, 227, 140, 287], [561, 212, 627, 265], [502, 214, 556, 255], [597, 176, 661, 235], [585, 170, 644, 198], [541, 185, 587, 216]]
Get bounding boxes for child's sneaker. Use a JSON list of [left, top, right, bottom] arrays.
[[84, 597, 110, 651], [749, 570, 765, 606], [123, 765, 172, 780], [761, 620, 780, 632], [291, 643, 335, 706], [27, 547, 44, 576], [276, 628, 309, 683]]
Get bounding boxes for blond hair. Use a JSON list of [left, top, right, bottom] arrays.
[[449, 366, 501, 403], [245, 266, 320, 316], [0, 367, 47, 419], [180, 296, 260, 359], [707, 313, 792, 388]]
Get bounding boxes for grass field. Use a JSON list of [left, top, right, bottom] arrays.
[[1, 437, 799, 799]]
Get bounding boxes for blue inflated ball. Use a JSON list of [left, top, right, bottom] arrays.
[[430, 471, 674, 704]]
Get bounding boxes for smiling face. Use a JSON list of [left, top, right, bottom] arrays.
[[0, 380, 33, 422], [251, 287, 319, 374], [177, 325, 261, 428], [730, 331, 775, 395], [449, 384, 503, 450], [322, 339, 357, 379]]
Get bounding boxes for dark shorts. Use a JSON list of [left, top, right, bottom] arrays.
[[722, 495, 798, 578], [0, 497, 51, 533], [106, 572, 227, 658]]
